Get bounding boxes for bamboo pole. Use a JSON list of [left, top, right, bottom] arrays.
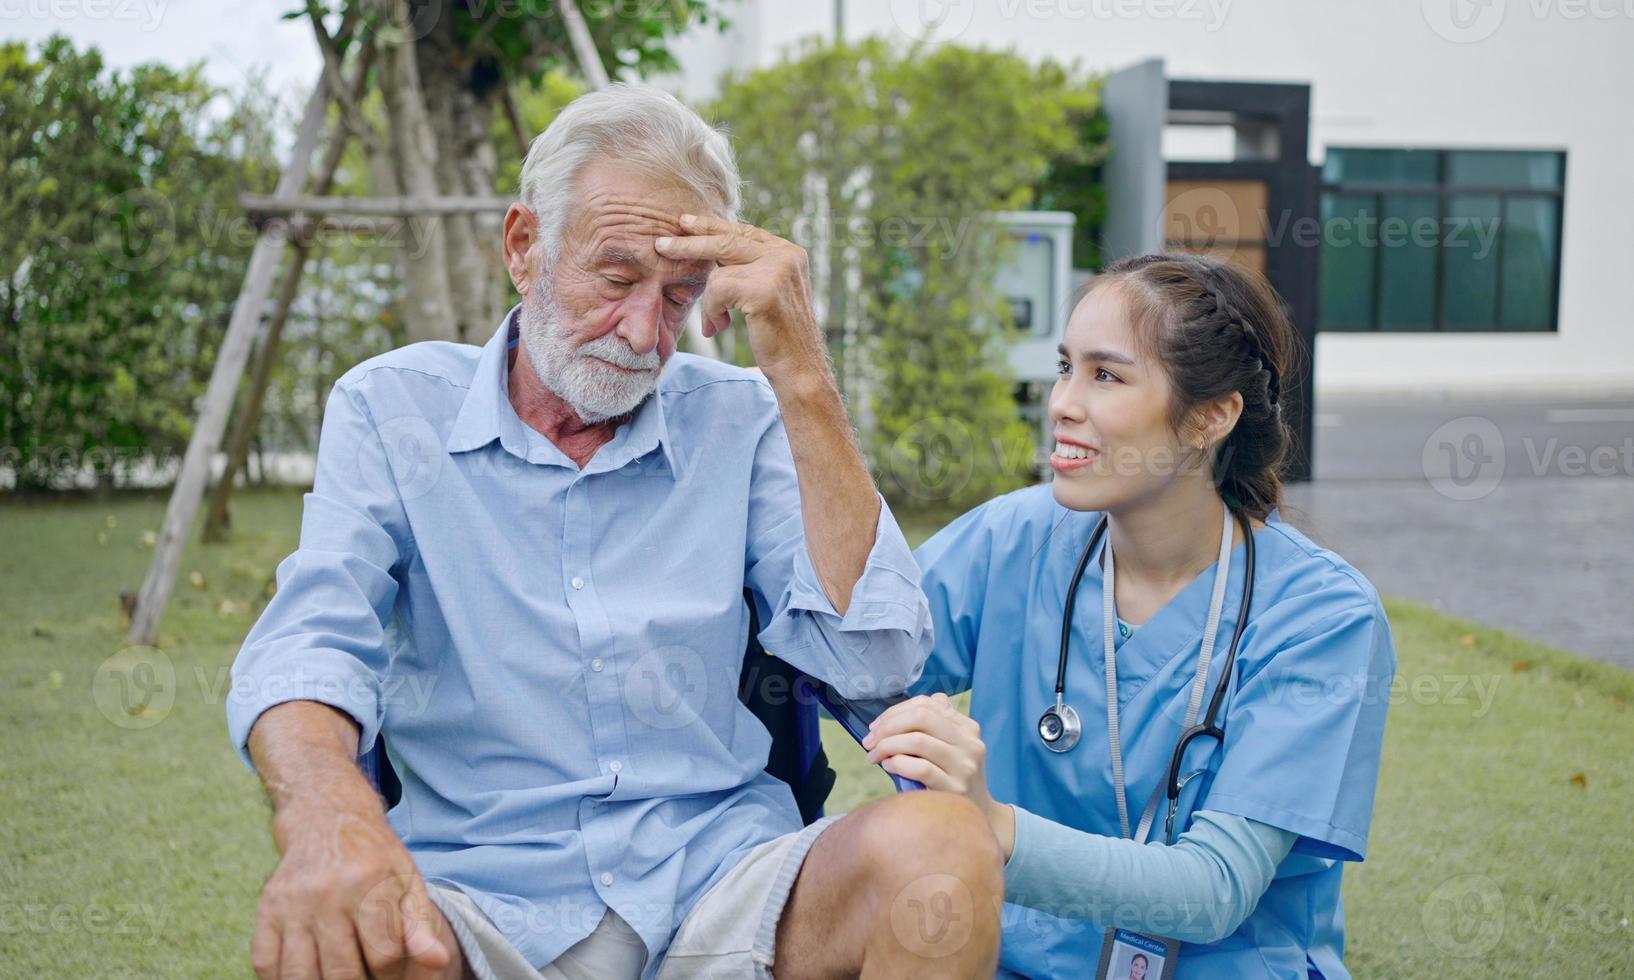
[[553, 0, 609, 90], [204, 45, 375, 542], [124, 67, 336, 646]]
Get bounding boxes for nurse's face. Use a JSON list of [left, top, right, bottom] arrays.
[[1047, 284, 1201, 512]]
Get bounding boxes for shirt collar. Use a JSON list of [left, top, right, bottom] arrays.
[[444, 305, 679, 477]]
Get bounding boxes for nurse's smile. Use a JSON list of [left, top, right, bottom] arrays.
[[1049, 434, 1100, 474]]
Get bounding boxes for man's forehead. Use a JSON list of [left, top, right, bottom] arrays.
[[588, 234, 712, 285]]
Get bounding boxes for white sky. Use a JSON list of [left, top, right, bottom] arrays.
[[3, 0, 322, 100]]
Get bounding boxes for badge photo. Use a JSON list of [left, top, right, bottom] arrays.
[[1094, 928, 1179, 980]]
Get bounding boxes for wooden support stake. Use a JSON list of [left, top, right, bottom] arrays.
[[553, 0, 609, 91], [124, 68, 336, 646]]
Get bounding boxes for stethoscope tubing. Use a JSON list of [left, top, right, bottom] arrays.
[[1050, 506, 1257, 806]]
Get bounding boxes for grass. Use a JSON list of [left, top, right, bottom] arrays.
[[2, 489, 1631, 978]]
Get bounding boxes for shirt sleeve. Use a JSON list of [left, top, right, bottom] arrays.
[[743, 408, 932, 701], [1202, 598, 1397, 862], [225, 379, 411, 770], [906, 498, 1002, 697], [1004, 806, 1297, 945]]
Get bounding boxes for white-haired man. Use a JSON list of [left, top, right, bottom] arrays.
[[228, 85, 1002, 980]]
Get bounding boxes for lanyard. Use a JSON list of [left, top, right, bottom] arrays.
[[1100, 501, 1235, 843]]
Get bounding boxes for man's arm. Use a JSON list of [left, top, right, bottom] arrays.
[[764, 368, 879, 616], [229, 379, 456, 979], [247, 701, 455, 980], [656, 213, 876, 613]]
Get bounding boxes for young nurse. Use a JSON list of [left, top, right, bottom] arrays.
[[862, 254, 1397, 978]]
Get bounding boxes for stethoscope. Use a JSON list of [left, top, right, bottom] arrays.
[[1037, 503, 1257, 842]]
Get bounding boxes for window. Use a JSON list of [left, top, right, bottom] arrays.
[[1318, 149, 1565, 332]]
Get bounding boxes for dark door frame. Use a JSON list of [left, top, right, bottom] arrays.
[[1166, 80, 1318, 484]]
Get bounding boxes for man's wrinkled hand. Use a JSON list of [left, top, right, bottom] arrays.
[[654, 214, 827, 384], [252, 803, 456, 980]]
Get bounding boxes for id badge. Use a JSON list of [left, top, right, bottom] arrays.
[[1094, 928, 1179, 980]]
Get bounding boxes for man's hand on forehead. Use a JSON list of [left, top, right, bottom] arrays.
[[654, 214, 825, 383]]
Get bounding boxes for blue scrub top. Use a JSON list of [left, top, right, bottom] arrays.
[[911, 485, 1396, 979]]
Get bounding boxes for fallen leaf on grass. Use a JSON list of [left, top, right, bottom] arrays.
[[1511, 660, 1533, 673], [1568, 773, 1587, 788]]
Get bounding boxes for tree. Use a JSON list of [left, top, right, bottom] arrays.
[[710, 39, 1105, 514], [0, 37, 281, 491], [295, 0, 729, 343]]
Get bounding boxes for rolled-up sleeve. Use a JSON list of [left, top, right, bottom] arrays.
[[225, 379, 409, 770], [743, 410, 932, 700]]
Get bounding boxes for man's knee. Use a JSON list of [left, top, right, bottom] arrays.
[[852, 790, 1003, 891]]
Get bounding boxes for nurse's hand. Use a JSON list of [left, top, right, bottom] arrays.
[[862, 693, 1017, 860]]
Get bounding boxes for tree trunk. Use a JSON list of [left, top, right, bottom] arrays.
[[416, 15, 507, 343], [378, 0, 456, 343]]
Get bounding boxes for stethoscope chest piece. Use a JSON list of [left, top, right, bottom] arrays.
[[1038, 700, 1082, 753]]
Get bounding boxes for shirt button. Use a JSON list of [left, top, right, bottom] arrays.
[[609, 760, 623, 773], [591, 658, 604, 672], [600, 873, 614, 886], [571, 576, 585, 590]]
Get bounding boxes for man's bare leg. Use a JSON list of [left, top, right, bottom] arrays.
[[772, 790, 1003, 979]]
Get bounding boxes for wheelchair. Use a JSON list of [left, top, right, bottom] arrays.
[[358, 590, 919, 822]]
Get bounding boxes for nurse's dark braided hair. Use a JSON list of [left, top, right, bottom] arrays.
[[1088, 253, 1299, 522]]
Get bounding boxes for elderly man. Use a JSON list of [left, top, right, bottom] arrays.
[[228, 85, 1001, 980]]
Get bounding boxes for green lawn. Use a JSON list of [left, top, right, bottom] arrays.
[[2, 489, 1630, 978]]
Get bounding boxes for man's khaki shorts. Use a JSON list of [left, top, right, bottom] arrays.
[[427, 815, 842, 980]]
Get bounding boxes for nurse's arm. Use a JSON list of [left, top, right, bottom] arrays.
[[1003, 808, 1297, 946]]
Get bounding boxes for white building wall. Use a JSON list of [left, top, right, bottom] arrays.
[[660, 0, 1634, 395]]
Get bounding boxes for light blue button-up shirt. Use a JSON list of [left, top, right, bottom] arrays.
[[227, 307, 932, 975]]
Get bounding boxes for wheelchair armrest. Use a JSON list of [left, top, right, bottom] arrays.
[[803, 679, 926, 794]]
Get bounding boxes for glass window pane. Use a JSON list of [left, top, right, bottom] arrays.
[[1499, 197, 1560, 330], [1319, 192, 1378, 331], [1378, 193, 1438, 331], [1322, 148, 1438, 186], [1443, 194, 1501, 330], [1447, 151, 1563, 190]]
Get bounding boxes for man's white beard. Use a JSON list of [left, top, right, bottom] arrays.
[[519, 275, 662, 425]]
